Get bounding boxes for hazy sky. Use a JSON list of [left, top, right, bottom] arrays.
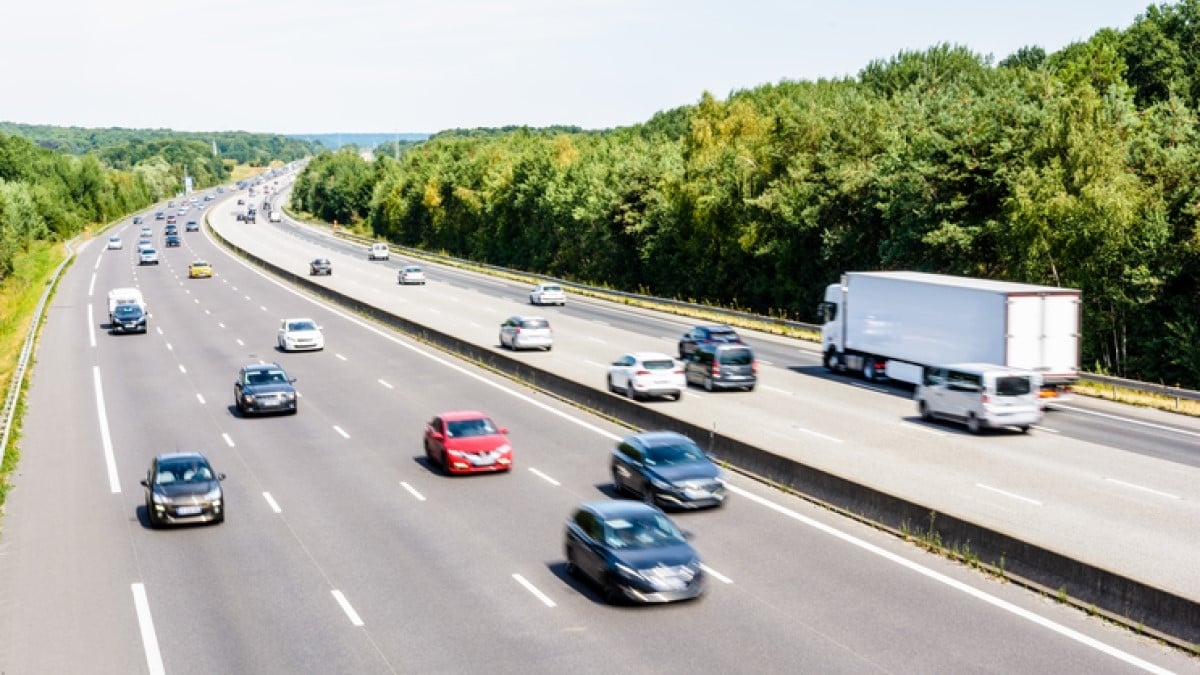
[[1, 0, 1154, 134]]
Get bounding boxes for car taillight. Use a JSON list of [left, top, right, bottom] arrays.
[[981, 392, 991, 405], [751, 359, 758, 374], [635, 369, 650, 376], [712, 362, 721, 376], [513, 327, 521, 334]]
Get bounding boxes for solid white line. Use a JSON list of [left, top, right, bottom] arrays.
[[178, 364, 187, 374], [1103, 478, 1181, 500], [901, 421, 946, 436], [1052, 403, 1200, 439], [92, 367, 121, 493], [583, 359, 608, 369], [222, 433, 235, 448], [196, 393, 206, 405], [763, 385, 792, 396], [726, 484, 1168, 674], [88, 272, 96, 296], [792, 426, 843, 444], [400, 481, 426, 501], [130, 584, 165, 675], [377, 379, 394, 389], [976, 483, 1043, 506], [333, 425, 350, 439], [93, 254, 102, 271], [758, 359, 774, 367], [587, 337, 606, 343], [336, 353, 347, 361], [592, 320, 610, 327], [331, 590, 364, 626], [528, 467, 561, 486], [87, 305, 96, 347], [851, 382, 890, 394], [700, 564, 733, 584], [512, 574, 556, 608], [262, 492, 282, 513], [1031, 425, 1059, 434]]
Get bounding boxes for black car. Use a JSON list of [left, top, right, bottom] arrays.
[[110, 303, 147, 334], [310, 258, 332, 275], [185, 220, 199, 232], [140, 452, 226, 527], [564, 500, 704, 604], [677, 325, 742, 359], [612, 431, 726, 509], [684, 343, 757, 392], [164, 234, 182, 247], [133, 215, 144, 225], [234, 362, 297, 415]]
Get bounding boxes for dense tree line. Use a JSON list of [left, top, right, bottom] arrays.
[[291, 2, 1200, 387]]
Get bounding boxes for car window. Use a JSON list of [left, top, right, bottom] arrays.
[[544, 285, 561, 292], [947, 370, 982, 392], [445, 418, 497, 438], [617, 442, 642, 463], [603, 515, 685, 549], [718, 348, 753, 365], [643, 359, 674, 370], [645, 441, 704, 466], [521, 319, 549, 329]]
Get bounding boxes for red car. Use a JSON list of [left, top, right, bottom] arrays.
[[424, 411, 513, 474]]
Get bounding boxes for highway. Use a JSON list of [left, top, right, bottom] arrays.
[[0, 182, 1194, 673]]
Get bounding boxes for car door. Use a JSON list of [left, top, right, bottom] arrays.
[[499, 318, 515, 346], [425, 417, 446, 458], [610, 354, 633, 389], [571, 511, 607, 583], [612, 441, 642, 492]]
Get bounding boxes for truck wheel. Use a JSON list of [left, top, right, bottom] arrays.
[[967, 413, 982, 434], [823, 350, 836, 371], [863, 359, 877, 382]]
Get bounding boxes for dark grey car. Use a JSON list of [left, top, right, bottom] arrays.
[[684, 343, 757, 392], [141, 452, 225, 527], [110, 303, 147, 334], [234, 363, 298, 415], [611, 431, 726, 509]]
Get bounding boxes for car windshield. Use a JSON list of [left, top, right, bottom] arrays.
[[115, 306, 142, 318], [155, 460, 214, 484], [644, 441, 705, 467], [520, 319, 549, 329], [543, 285, 561, 293], [603, 514, 686, 549], [642, 359, 675, 370], [193, 261, 209, 267], [708, 329, 739, 341], [719, 348, 754, 365], [995, 376, 1032, 396], [445, 417, 498, 438], [246, 369, 287, 385], [287, 321, 316, 331]]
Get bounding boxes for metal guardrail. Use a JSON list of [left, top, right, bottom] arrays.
[[1080, 372, 1200, 404]]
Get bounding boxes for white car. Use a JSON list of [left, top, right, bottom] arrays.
[[107, 236, 123, 250], [398, 266, 426, 285], [140, 226, 153, 237], [277, 318, 325, 352], [529, 283, 566, 306], [607, 352, 685, 401], [138, 248, 159, 265], [368, 243, 390, 260], [498, 316, 553, 351]]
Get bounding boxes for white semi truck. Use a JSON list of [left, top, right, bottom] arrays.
[[818, 272, 1081, 396]]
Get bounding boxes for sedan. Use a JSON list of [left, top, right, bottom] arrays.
[[309, 258, 332, 275], [423, 411, 512, 474], [138, 248, 159, 265], [499, 316, 553, 351], [140, 225, 153, 237], [185, 220, 199, 232], [564, 500, 703, 604], [677, 325, 743, 359], [106, 236, 123, 250], [398, 265, 426, 285], [529, 283, 566, 306], [132, 215, 144, 225], [140, 452, 226, 527], [234, 362, 298, 415], [164, 234, 182, 247], [277, 317, 324, 352], [607, 352, 684, 401], [110, 303, 147, 334], [188, 260, 213, 278], [611, 431, 726, 509]]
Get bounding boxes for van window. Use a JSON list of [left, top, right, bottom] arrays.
[[995, 376, 1032, 396], [947, 370, 982, 392], [719, 348, 754, 365]]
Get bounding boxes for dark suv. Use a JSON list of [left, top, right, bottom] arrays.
[[234, 363, 298, 415], [677, 325, 742, 359], [684, 343, 756, 392]]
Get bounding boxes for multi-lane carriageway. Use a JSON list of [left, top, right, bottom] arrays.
[[0, 188, 1195, 673]]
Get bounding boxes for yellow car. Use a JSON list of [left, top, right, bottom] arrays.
[[188, 260, 213, 278]]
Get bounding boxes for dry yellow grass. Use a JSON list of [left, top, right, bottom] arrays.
[[1069, 380, 1200, 417], [229, 164, 269, 183]]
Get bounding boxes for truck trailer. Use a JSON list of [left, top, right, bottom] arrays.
[[818, 272, 1081, 396]]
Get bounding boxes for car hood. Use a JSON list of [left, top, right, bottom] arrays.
[[445, 435, 508, 453], [157, 480, 220, 498], [611, 542, 698, 570], [284, 329, 321, 340], [648, 462, 719, 484], [243, 383, 295, 395]]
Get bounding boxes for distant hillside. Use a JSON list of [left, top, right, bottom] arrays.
[[289, 133, 430, 150]]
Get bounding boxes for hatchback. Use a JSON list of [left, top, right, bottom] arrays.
[[141, 452, 226, 527], [529, 283, 566, 306], [499, 316, 553, 351], [684, 343, 757, 392], [607, 352, 684, 401], [309, 258, 332, 275], [611, 431, 726, 509], [678, 325, 742, 359], [423, 411, 512, 474], [398, 265, 426, 285]]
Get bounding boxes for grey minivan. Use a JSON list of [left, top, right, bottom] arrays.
[[684, 343, 757, 392]]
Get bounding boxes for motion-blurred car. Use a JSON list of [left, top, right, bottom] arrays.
[[564, 500, 703, 604], [398, 265, 426, 285], [140, 452, 226, 527], [138, 247, 159, 265], [423, 411, 512, 474], [110, 303, 147, 334], [611, 431, 726, 509], [498, 316, 553, 351], [529, 283, 566, 306], [137, 238, 153, 250], [277, 318, 324, 352], [188, 260, 213, 278], [164, 234, 182, 248], [309, 258, 332, 275], [677, 325, 743, 359], [106, 236, 123, 250], [234, 362, 297, 415], [606, 352, 685, 401], [166, 215, 176, 224], [155, 211, 165, 220]]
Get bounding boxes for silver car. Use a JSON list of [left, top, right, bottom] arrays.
[[138, 247, 160, 265], [529, 283, 566, 306], [499, 316, 553, 351]]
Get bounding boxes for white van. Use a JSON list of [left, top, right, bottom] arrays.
[[107, 287, 146, 322], [368, 243, 389, 261], [268, 211, 282, 223], [914, 363, 1043, 434]]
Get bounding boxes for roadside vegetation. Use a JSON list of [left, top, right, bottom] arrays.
[[291, 1, 1200, 389]]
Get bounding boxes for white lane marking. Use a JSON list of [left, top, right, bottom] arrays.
[[377, 379, 394, 389], [178, 365, 187, 374], [260, 305, 267, 312], [468, 321, 482, 328], [218, 322, 226, 328], [194, 298, 200, 304], [851, 382, 890, 394], [1031, 425, 1059, 434], [583, 359, 608, 369], [701, 564, 733, 584], [88, 272, 96, 296], [528, 467, 560, 486], [726, 484, 1169, 674], [184, 289, 191, 295], [155, 326, 163, 336], [758, 359, 774, 367], [512, 574, 556, 608], [165, 342, 173, 351], [262, 492, 282, 513], [333, 425, 350, 439], [400, 482, 426, 501], [764, 385, 792, 396], [1051, 403, 1200, 440], [592, 320, 610, 327], [231, 285, 237, 291], [93, 255, 102, 271], [204, 309, 211, 315], [130, 584, 165, 675], [331, 590, 365, 627], [92, 367, 121, 493], [87, 305, 96, 347], [222, 433, 235, 448], [1103, 478, 1181, 500], [196, 393, 206, 405], [587, 337, 606, 343], [658, 336, 674, 341], [428, 308, 441, 314], [792, 426, 843, 444], [975, 483, 1043, 506], [900, 421, 946, 436], [244, 295, 251, 301], [236, 338, 244, 346], [336, 353, 347, 361]]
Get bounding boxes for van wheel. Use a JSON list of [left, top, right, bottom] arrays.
[[863, 359, 877, 381], [1019, 425, 1031, 434], [967, 413, 982, 434], [704, 376, 714, 392], [919, 400, 932, 421], [607, 376, 617, 393], [626, 381, 639, 401]]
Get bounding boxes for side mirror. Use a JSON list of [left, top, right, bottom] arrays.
[[217, 473, 227, 481], [289, 378, 297, 383], [139, 479, 149, 487], [499, 426, 510, 434], [681, 530, 695, 540], [429, 431, 444, 441]]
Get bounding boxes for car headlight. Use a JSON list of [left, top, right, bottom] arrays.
[[202, 488, 222, 501], [242, 394, 255, 403], [615, 563, 642, 581], [495, 444, 512, 454], [152, 491, 169, 505], [284, 392, 296, 401], [650, 477, 673, 490]]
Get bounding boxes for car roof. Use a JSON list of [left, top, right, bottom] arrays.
[[698, 325, 736, 332], [240, 361, 284, 371], [577, 499, 663, 520], [624, 430, 694, 448], [155, 451, 208, 463], [283, 317, 316, 324], [628, 351, 675, 361], [437, 410, 491, 422]]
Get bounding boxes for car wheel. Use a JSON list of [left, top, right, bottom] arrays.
[[626, 380, 639, 401], [146, 501, 160, 529], [213, 513, 225, 525], [919, 400, 932, 421], [566, 547, 581, 578], [603, 576, 624, 605], [704, 376, 714, 392], [744, 384, 755, 392], [678, 345, 687, 360], [1019, 425, 1031, 434], [607, 375, 617, 393], [441, 451, 451, 474], [967, 413, 981, 434], [498, 333, 506, 349], [611, 468, 625, 495], [672, 390, 682, 401], [545, 344, 552, 351]]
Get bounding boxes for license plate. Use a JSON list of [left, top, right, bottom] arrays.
[[176, 506, 202, 516], [471, 456, 496, 466]]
